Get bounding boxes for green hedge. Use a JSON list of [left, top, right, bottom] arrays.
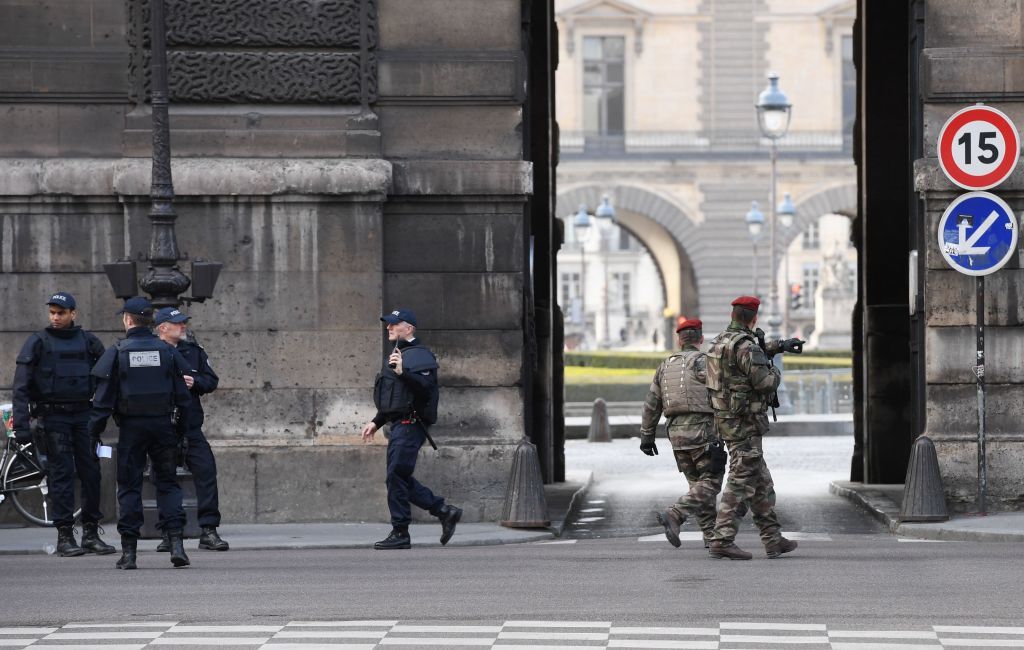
[[565, 350, 851, 370]]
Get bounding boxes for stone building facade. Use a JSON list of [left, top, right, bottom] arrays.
[[554, 0, 858, 340], [0, 0, 558, 523]]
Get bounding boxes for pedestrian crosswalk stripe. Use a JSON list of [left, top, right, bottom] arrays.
[[610, 627, 718, 636], [275, 631, 389, 639], [828, 630, 938, 638], [897, 538, 949, 542], [830, 644, 941, 650], [720, 633, 831, 643], [535, 539, 577, 544], [504, 621, 612, 627], [149, 642, 270, 646], [638, 532, 704, 542], [721, 623, 828, 631], [7, 621, 1024, 648], [935, 627, 1024, 634]]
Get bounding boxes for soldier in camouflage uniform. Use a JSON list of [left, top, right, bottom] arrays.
[[705, 296, 803, 560], [640, 318, 727, 549]]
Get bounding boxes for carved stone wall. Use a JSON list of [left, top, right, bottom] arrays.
[[127, 0, 378, 104]]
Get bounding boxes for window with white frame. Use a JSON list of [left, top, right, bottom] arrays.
[[802, 265, 820, 309]]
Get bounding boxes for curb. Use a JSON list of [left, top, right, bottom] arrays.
[[830, 480, 1024, 542], [549, 470, 594, 538]]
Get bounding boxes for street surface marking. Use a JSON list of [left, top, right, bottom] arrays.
[[828, 630, 938, 638], [275, 631, 389, 639], [638, 532, 703, 543], [897, 538, 948, 543], [719, 633, 831, 644], [786, 532, 833, 541], [935, 627, 1024, 634], [721, 623, 828, 631], [610, 627, 719, 636], [6, 621, 1024, 649], [535, 539, 577, 544]]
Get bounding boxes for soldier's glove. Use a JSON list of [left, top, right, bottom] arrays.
[[780, 338, 805, 354], [14, 429, 32, 444], [639, 433, 659, 456]]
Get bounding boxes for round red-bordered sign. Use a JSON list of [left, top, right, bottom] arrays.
[[937, 105, 1020, 190]]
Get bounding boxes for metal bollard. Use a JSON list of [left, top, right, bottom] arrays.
[[500, 437, 550, 528], [587, 398, 611, 443], [899, 435, 949, 522]]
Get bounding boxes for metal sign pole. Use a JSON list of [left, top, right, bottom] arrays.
[[975, 275, 986, 515]]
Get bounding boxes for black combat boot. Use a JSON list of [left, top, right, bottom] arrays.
[[55, 526, 86, 557], [374, 528, 411, 550], [656, 508, 684, 548], [765, 536, 798, 559], [80, 523, 116, 555], [116, 536, 138, 570], [156, 531, 171, 553], [198, 526, 229, 551], [437, 505, 462, 546], [708, 541, 753, 560], [167, 530, 191, 567]]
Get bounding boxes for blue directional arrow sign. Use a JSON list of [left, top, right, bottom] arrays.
[[938, 191, 1019, 276]]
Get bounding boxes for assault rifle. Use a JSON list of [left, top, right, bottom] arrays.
[[754, 328, 805, 422]]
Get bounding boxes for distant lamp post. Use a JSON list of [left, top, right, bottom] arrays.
[[573, 204, 592, 337], [755, 72, 792, 341], [103, 0, 221, 308], [594, 195, 616, 345], [745, 201, 765, 296], [777, 192, 797, 335]]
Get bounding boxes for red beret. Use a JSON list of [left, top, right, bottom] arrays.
[[731, 296, 761, 311], [675, 318, 703, 333]]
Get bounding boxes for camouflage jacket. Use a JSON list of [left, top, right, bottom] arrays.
[[641, 345, 714, 449], [705, 321, 781, 441]]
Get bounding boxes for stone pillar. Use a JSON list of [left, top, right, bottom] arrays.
[[914, 0, 1024, 510]]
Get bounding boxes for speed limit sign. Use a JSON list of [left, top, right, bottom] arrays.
[[937, 105, 1020, 190]]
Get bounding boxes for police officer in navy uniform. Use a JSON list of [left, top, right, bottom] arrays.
[[88, 297, 192, 569], [11, 291, 115, 556], [361, 309, 462, 549], [153, 307, 229, 552]]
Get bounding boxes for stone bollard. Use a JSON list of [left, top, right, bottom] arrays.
[[899, 435, 949, 522], [587, 397, 611, 443], [500, 438, 550, 528]]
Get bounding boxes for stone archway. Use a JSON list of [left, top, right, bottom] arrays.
[[556, 184, 701, 318], [781, 183, 858, 250]]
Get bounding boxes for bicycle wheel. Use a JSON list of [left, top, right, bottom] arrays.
[[2, 444, 57, 526]]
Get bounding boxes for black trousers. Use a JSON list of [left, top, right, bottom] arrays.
[[41, 411, 103, 528], [116, 416, 184, 537]]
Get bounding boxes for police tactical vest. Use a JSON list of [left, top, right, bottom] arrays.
[[659, 350, 712, 417], [115, 338, 175, 416], [373, 344, 440, 425], [35, 329, 93, 402], [705, 329, 767, 417]]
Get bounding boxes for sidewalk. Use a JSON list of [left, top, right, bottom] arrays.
[[0, 470, 593, 555], [830, 481, 1024, 542]]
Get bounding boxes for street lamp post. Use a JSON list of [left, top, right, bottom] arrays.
[[573, 205, 592, 345], [594, 196, 616, 346], [755, 72, 792, 342], [745, 201, 765, 296], [777, 192, 796, 336], [103, 0, 222, 307]]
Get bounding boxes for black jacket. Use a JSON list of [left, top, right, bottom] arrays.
[[11, 324, 105, 431], [175, 338, 219, 430]]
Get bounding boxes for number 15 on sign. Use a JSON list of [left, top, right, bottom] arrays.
[[938, 105, 1020, 191]]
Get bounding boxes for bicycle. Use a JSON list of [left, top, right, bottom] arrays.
[[1, 428, 81, 527]]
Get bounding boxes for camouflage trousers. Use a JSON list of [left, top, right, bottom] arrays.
[[669, 443, 727, 543], [711, 434, 782, 546]]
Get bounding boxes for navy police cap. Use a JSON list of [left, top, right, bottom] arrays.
[[154, 307, 190, 325], [117, 296, 154, 316], [46, 292, 76, 310], [381, 308, 417, 327]]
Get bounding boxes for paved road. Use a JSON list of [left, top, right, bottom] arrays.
[[565, 436, 883, 540], [1, 435, 1022, 642]]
